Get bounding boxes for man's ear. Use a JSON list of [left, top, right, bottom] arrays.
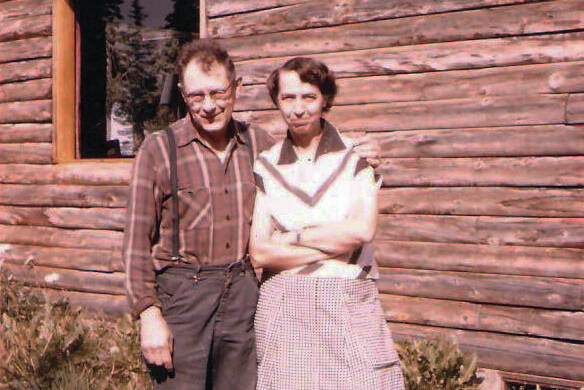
[[177, 82, 185, 98]]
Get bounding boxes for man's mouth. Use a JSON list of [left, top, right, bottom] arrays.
[[202, 113, 221, 123]]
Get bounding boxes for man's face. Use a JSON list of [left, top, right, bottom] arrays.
[[180, 59, 237, 135], [276, 70, 324, 138]]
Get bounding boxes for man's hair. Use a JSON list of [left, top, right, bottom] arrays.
[[266, 57, 337, 112], [177, 39, 236, 82]]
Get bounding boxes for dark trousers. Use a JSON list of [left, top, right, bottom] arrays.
[[151, 262, 259, 390]]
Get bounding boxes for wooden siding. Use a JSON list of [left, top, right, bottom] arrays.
[[209, 0, 584, 381], [0, 0, 582, 382]]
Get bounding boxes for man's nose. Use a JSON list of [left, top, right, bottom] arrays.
[[202, 95, 217, 113]]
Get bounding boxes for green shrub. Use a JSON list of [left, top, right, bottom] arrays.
[[1, 271, 484, 389], [397, 338, 483, 390], [0, 272, 151, 390]]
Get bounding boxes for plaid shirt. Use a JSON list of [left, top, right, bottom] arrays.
[[124, 117, 275, 318]]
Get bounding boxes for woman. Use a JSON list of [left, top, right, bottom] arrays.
[[249, 57, 405, 390]]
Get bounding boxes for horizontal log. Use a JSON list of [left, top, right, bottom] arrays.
[[210, 0, 545, 38], [391, 323, 584, 381], [0, 78, 51, 103], [567, 93, 584, 124], [0, 143, 52, 163], [377, 268, 584, 310], [1, 263, 125, 295], [0, 58, 51, 84], [236, 61, 584, 110], [0, 224, 123, 251], [238, 94, 567, 134], [0, 206, 125, 231], [374, 240, 584, 279], [0, 36, 52, 64], [0, 0, 51, 22], [378, 156, 584, 187], [377, 214, 584, 248], [208, 0, 307, 17], [0, 123, 52, 143], [374, 125, 584, 158], [222, 0, 584, 61], [0, 162, 132, 185], [235, 32, 584, 85], [379, 187, 584, 217], [0, 184, 128, 207], [381, 294, 584, 341], [0, 99, 51, 123], [42, 289, 128, 316], [0, 14, 51, 43], [0, 243, 121, 272], [495, 373, 584, 389]]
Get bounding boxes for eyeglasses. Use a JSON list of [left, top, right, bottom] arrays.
[[182, 80, 235, 106]]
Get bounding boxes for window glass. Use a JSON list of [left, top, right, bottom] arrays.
[[76, 0, 198, 158]]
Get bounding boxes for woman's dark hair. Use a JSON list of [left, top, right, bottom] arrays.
[[177, 39, 236, 83], [266, 57, 337, 112]]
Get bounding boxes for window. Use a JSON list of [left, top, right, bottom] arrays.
[[54, 0, 200, 160]]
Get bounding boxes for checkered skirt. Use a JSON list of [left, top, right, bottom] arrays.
[[255, 274, 405, 390]]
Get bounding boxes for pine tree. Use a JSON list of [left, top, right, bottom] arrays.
[[104, 0, 124, 23], [165, 0, 199, 36], [129, 0, 146, 27]]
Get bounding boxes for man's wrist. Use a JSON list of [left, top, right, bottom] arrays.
[[140, 305, 162, 320]]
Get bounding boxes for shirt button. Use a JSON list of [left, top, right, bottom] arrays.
[[226, 215, 230, 221], [226, 242, 230, 249], [224, 188, 229, 194]]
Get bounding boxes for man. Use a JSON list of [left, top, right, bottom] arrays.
[[124, 39, 274, 389], [124, 40, 379, 389]]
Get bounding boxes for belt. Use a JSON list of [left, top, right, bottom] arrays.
[[161, 256, 253, 276]]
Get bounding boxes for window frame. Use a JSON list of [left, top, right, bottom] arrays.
[[52, 0, 208, 163]]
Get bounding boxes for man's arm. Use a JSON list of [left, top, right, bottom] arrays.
[[124, 136, 161, 318], [123, 135, 173, 371]]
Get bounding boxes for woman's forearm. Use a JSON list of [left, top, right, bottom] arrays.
[[296, 219, 375, 254], [250, 239, 333, 272]]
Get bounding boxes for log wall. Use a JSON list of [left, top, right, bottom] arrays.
[[0, 0, 582, 382], [210, 0, 584, 381], [0, 0, 131, 322]]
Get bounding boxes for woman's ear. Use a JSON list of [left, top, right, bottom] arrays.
[[233, 77, 243, 99]]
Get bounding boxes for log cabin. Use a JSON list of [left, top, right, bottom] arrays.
[[0, 0, 583, 386]]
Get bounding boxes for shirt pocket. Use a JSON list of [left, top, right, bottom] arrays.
[[177, 186, 212, 261], [342, 287, 400, 371], [177, 186, 211, 230]]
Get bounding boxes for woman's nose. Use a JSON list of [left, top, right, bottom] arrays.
[[293, 100, 305, 116]]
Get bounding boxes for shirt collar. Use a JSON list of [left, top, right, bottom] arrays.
[[173, 116, 246, 147], [277, 119, 346, 165]]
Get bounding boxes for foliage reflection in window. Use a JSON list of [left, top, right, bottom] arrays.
[[76, 0, 198, 158]]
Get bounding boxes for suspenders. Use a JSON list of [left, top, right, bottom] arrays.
[[165, 128, 181, 261], [164, 123, 256, 262]]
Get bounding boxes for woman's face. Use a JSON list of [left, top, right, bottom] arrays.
[[276, 70, 324, 138]]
